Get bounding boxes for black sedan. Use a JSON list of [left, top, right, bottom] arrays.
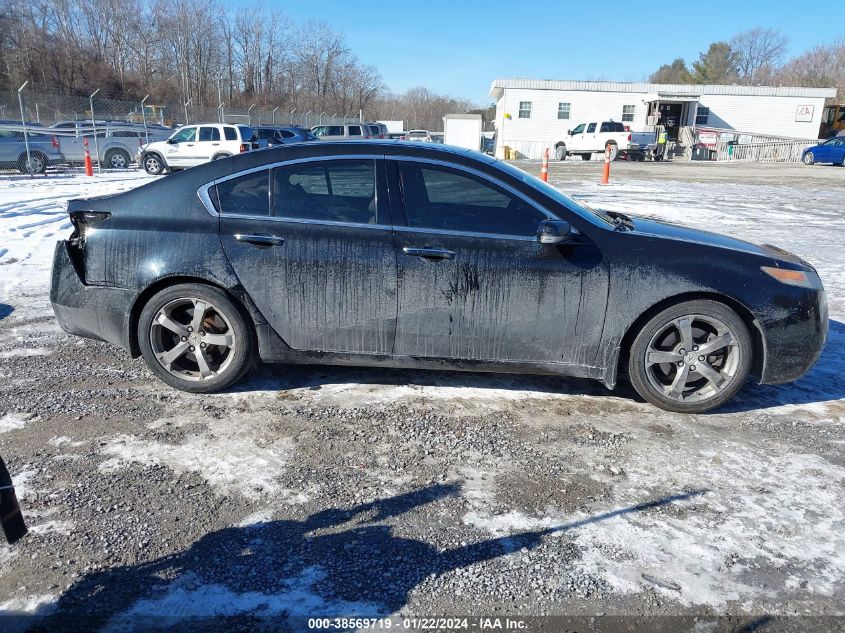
[[49, 142, 827, 413]]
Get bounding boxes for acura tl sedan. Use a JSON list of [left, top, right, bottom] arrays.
[[50, 142, 827, 413]]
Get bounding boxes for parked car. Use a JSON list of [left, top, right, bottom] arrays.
[[138, 123, 261, 175], [407, 129, 432, 142], [57, 126, 171, 169], [310, 124, 374, 141], [802, 137, 845, 166], [555, 121, 637, 161], [0, 127, 65, 174], [49, 141, 827, 413], [365, 122, 389, 139], [253, 126, 318, 147]]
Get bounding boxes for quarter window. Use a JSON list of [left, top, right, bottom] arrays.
[[557, 103, 571, 120], [348, 125, 362, 136], [272, 159, 376, 224], [398, 163, 546, 237], [695, 106, 710, 125], [518, 101, 532, 119], [224, 127, 238, 141], [622, 105, 635, 122], [215, 170, 270, 216]]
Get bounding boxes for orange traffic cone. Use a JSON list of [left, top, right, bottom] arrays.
[[83, 137, 93, 177], [601, 144, 611, 185], [540, 147, 549, 182]]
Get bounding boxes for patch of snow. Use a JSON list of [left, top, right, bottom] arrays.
[[29, 520, 75, 536], [0, 347, 53, 358], [236, 509, 275, 528], [0, 413, 32, 433], [98, 416, 296, 501], [102, 567, 383, 632]]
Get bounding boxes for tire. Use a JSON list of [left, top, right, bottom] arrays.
[[581, 153, 591, 161], [18, 152, 46, 174], [605, 142, 619, 161], [555, 144, 567, 161], [143, 152, 165, 175], [627, 299, 752, 413], [212, 153, 231, 161], [137, 283, 254, 393], [105, 148, 131, 169], [802, 152, 814, 165]]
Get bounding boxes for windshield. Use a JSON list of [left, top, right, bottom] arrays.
[[494, 161, 614, 227]]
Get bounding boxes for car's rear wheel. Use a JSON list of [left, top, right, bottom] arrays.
[[143, 153, 165, 175], [628, 300, 752, 413], [106, 148, 131, 169], [803, 151, 815, 165], [138, 284, 254, 393], [555, 144, 566, 161], [18, 152, 46, 174]]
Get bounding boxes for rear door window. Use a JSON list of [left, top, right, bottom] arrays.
[[397, 162, 546, 236], [215, 170, 271, 216], [347, 125, 362, 136], [272, 159, 376, 224], [586, 123, 597, 133], [199, 127, 221, 142]]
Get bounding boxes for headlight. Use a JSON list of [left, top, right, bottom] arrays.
[[761, 266, 822, 289]]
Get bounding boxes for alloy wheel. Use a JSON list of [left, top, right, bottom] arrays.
[[643, 314, 741, 404], [110, 151, 129, 168], [144, 155, 162, 174], [149, 297, 236, 382]]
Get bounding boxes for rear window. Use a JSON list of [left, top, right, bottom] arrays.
[[409, 131, 427, 137], [280, 129, 296, 139], [237, 126, 255, 141], [600, 121, 624, 133], [368, 125, 380, 135], [215, 170, 270, 216]]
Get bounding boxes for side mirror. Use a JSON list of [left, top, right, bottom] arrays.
[[166, 138, 175, 144], [567, 129, 572, 135], [537, 219, 572, 244]]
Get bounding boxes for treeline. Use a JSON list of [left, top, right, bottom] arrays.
[[0, 0, 482, 128], [649, 28, 845, 99]]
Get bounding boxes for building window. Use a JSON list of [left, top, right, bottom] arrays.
[[622, 105, 635, 122], [518, 101, 532, 119], [557, 103, 571, 120], [695, 106, 710, 125]]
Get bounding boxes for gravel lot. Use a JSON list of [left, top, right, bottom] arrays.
[[0, 161, 843, 632]]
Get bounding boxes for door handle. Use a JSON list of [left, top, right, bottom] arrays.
[[234, 233, 285, 247], [212, 142, 220, 146], [402, 246, 455, 260]]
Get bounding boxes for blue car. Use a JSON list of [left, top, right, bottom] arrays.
[[802, 136, 845, 166]]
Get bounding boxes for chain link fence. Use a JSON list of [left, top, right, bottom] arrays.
[[1, 88, 356, 129]]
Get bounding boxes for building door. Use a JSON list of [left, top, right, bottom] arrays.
[[659, 103, 683, 140]]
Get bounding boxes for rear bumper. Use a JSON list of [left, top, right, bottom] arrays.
[[759, 287, 828, 384], [49, 241, 136, 352]]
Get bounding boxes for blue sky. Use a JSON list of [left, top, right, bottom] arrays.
[[276, 0, 843, 104]]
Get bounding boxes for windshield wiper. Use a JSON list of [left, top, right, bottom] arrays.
[[607, 211, 635, 231]]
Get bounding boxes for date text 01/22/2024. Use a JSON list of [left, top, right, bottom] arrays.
[[307, 617, 528, 630]]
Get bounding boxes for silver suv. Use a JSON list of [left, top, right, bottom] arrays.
[[310, 123, 374, 141]]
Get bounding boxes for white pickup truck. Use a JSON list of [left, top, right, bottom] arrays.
[[554, 121, 636, 161]]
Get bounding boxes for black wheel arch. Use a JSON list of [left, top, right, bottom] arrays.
[[127, 275, 261, 358], [614, 291, 765, 386]]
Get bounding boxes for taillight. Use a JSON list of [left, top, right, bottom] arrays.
[[51, 135, 59, 148], [627, 134, 632, 141], [239, 143, 248, 153]]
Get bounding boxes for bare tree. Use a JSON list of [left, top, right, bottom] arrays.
[[731, 28, 788, 84]]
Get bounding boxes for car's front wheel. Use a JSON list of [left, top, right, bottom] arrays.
[[627, 300, 752, 413], [138, 284, 254, 393], [803, 151, 815, 165], [143, 153, 165, 175]]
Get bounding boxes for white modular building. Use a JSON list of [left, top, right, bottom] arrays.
[[490, 79, 837, 159]]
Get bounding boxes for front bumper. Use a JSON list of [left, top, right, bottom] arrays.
[[49, 241, 136, 352], [759, 286, 828, 384]]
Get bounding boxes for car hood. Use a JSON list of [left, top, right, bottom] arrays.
[[629, 217, 809, 266]]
